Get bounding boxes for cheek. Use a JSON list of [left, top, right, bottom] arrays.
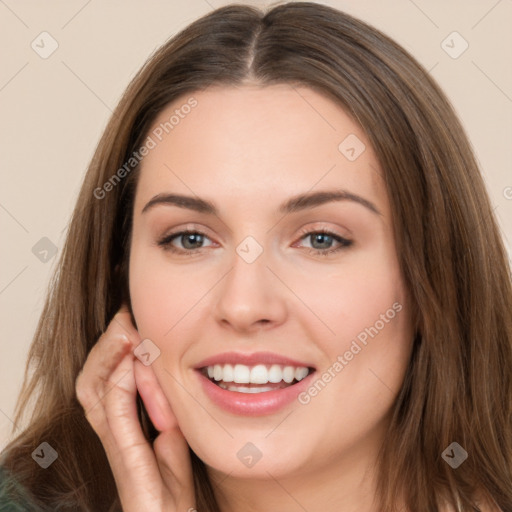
[[129, 247, 177, 339], [129, 248, 216, 348], [287, 250, 407, 349], [292, 261, 412, 451]]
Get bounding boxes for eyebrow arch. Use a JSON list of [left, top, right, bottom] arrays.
[[141, 189, 381, 216]]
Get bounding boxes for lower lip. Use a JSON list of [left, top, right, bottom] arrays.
[[196, 370, 315, 416]]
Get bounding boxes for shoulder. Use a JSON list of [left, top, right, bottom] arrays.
[[0, 464, 42, 511]]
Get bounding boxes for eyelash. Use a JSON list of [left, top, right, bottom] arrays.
[[156, 227, 353, 257]]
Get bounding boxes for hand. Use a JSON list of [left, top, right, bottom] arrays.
[[75, 306, 195, 512]]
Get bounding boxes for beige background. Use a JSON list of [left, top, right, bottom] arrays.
[[1, 0, 511, 449]]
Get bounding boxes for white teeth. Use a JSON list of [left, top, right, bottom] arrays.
[[268, 364, 283, 383], [222, 364, 234, 382], [233, 364, 251, 383], [205, 363, 311, 385], [295, 367, 309, 381], [282, 366, 295, 383], [213, 364, 223, 381], [250, 364, 268, 384]]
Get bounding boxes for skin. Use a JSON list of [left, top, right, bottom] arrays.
[[124, 83, 415, 512]]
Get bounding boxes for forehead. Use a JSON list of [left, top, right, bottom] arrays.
[[134, 84, 387, 216]]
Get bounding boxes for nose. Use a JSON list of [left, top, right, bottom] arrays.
[[213, 247, 288, 333]]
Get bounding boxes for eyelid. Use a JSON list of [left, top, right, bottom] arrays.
[[158, 223, 217, 242], [294, 222, 350, 240]]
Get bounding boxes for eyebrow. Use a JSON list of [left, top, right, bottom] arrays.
[[141, 189, 381, 216]]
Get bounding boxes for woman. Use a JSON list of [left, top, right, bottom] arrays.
[[1, 2, 510, 511]]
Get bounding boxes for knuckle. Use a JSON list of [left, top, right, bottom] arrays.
[[102, 324, 131, 348]]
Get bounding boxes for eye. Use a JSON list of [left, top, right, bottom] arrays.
[[295, 229, 353, 256], [157, 230, 214, 254]]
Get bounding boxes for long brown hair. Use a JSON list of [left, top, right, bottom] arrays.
[[2, 3, 511, 511]]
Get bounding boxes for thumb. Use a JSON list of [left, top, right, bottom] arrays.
[[135, 361, 195, 506], [154, 427, 193, 480], [154, 428, 196, 508], [134, 359, 178, 432]]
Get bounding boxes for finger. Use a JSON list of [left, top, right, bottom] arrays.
[[101, 353, 144, 451], [75, 335, 131, 432], [134, 362, 195, 503], [100, 355, 170, 506], [76, 338, 133, 435], [134, 359, 179, 432], [110, 307, 140, 343], [154, 428, 195, 502], [76, 309, 138, 437], [77, 333, 132, 390], [77, 307, 141, 400]]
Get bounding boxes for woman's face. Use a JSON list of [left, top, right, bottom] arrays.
[[129, 84, 414, 480]]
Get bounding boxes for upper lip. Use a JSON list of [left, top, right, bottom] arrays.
[[194, 351, 315, 369]]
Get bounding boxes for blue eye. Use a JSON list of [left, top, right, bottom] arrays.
[[299, 231, 352, 255], [157, 230, 214, 252], [157, 229, 352, 256]]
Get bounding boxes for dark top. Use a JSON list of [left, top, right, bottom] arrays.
[[0, 464, 41, 511]]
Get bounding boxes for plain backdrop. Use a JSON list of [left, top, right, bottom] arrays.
[[1, 0, 511, 450]]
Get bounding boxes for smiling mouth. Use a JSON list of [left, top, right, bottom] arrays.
[[200, 363, 315, 394]]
